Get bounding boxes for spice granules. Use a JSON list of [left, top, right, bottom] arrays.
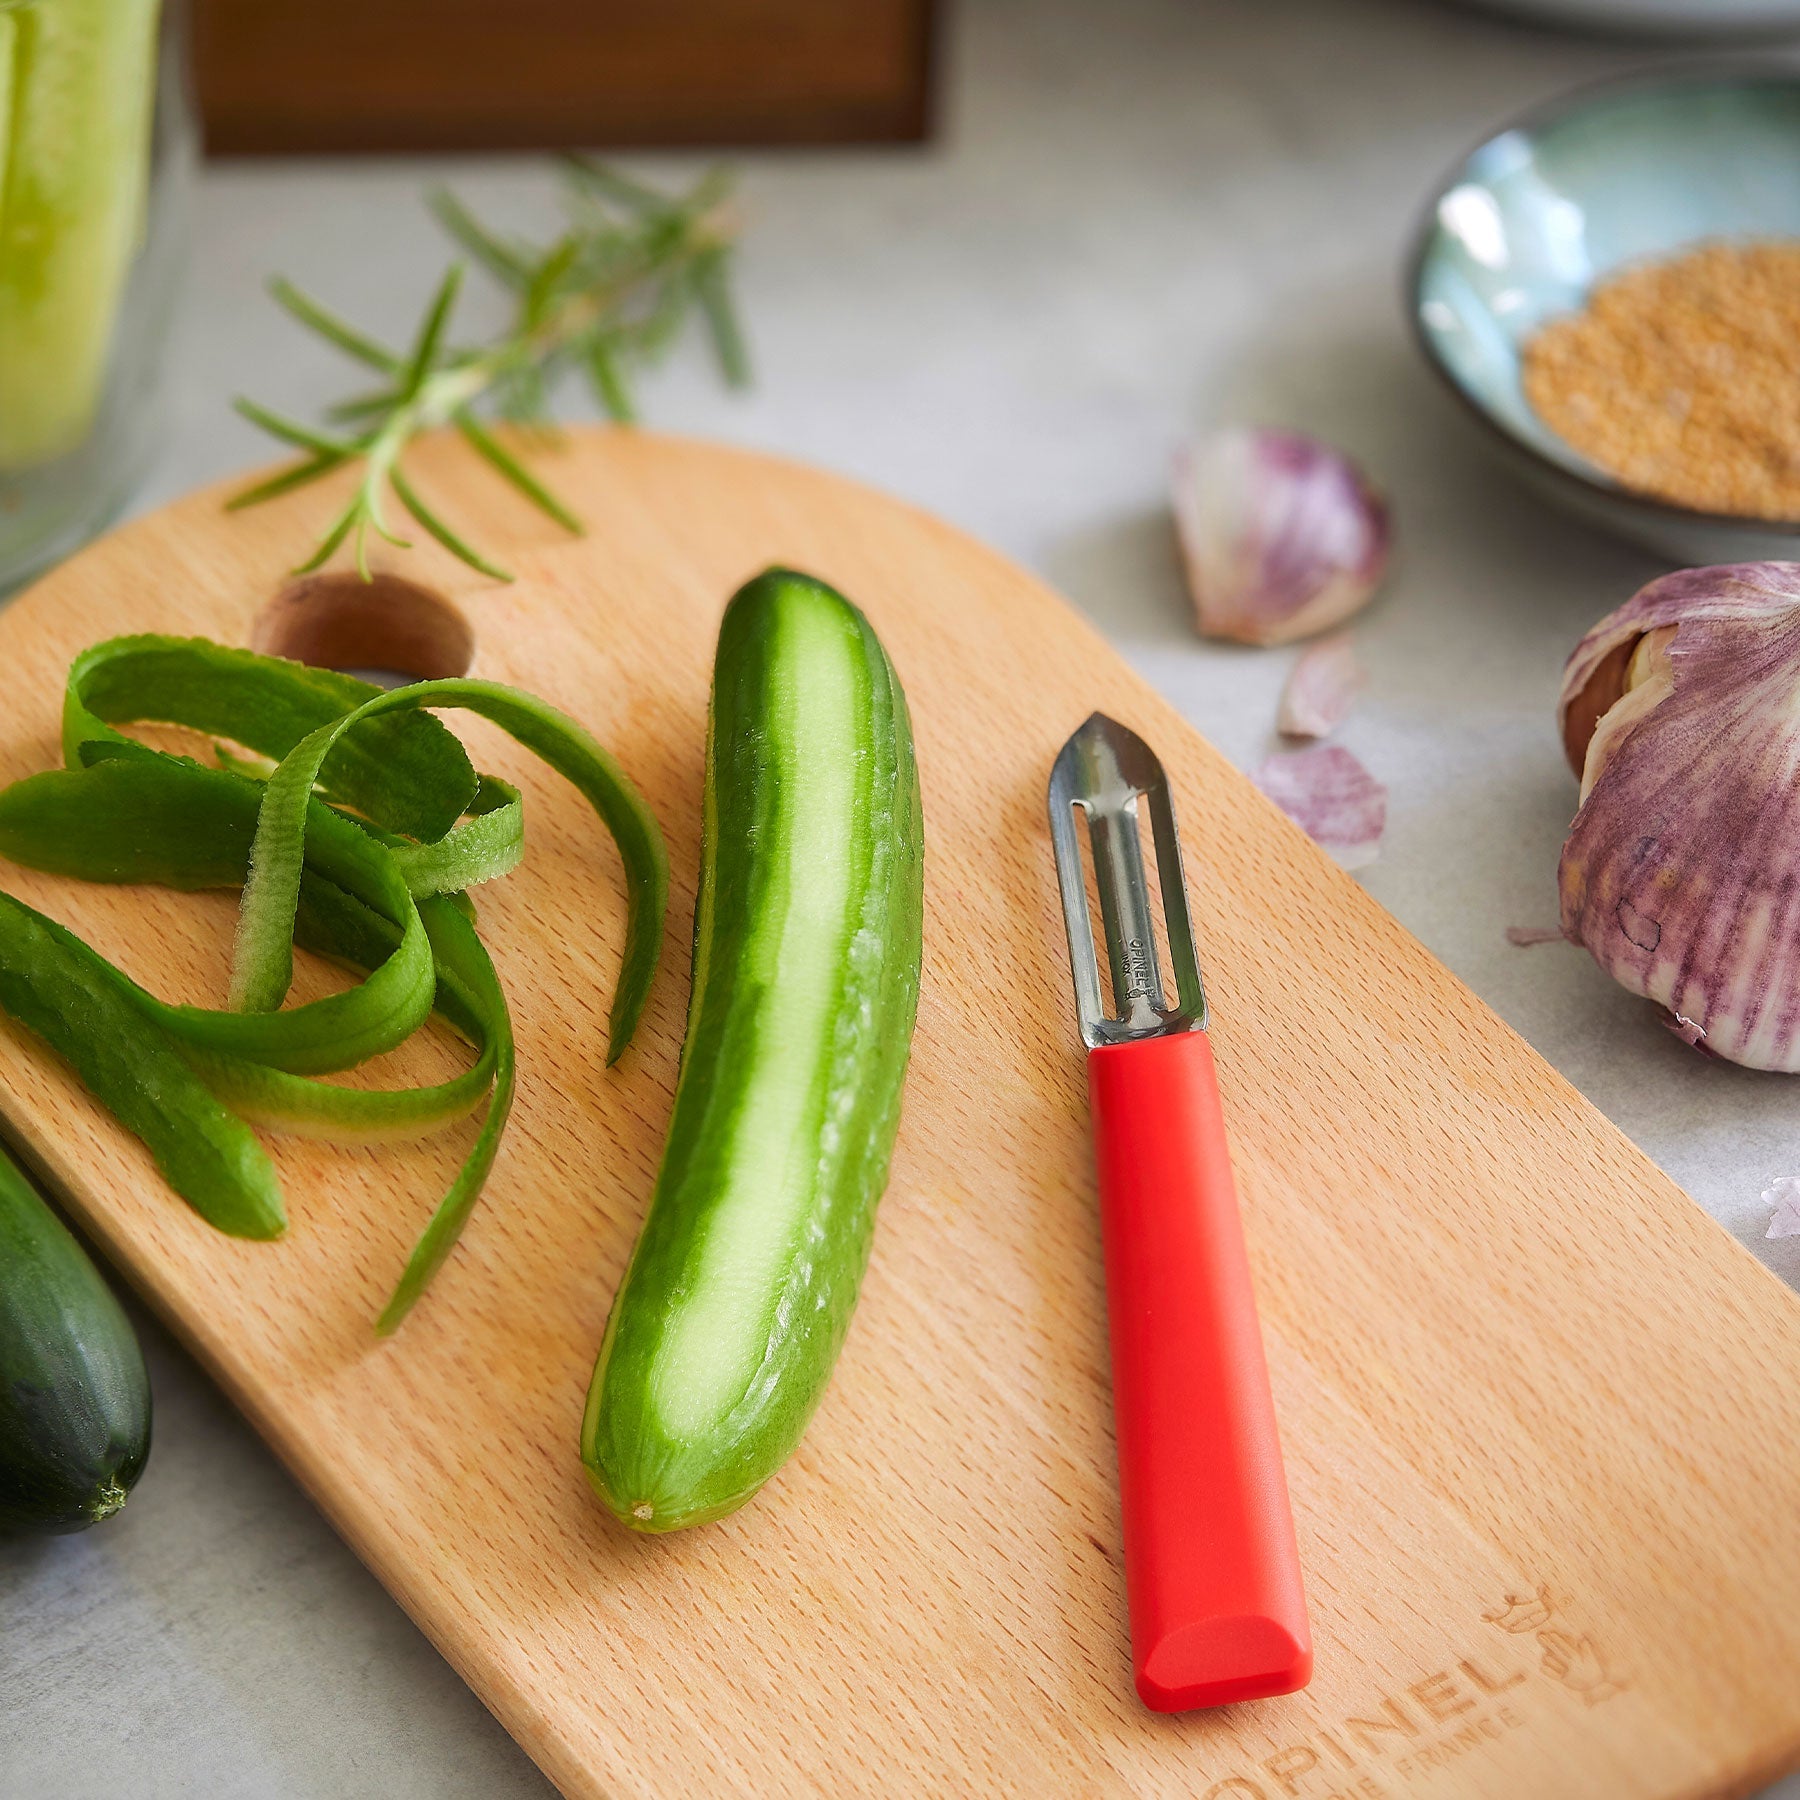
[[1522, 240, 1800, 521]]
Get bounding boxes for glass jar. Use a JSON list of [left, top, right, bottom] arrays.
[[0, 0, 193, 594]]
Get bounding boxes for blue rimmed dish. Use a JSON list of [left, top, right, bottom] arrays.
[[1408, 68, 1800, 563]]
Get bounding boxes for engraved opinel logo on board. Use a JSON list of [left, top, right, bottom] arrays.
[[1192, 1584, 1628, 1799], [1481, 1583, 1627, 1710]]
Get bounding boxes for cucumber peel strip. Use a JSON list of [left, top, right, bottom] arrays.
[[0, 635, 659, 1327], [374, 894, 516, 1334], [234, 678, 666, 1063], [207, 740, 527, 905], [65, 636, 477, 841], [0, 752, 509, 1315], [1, 748, 438, 1075], [0, 891, 286, 1241]]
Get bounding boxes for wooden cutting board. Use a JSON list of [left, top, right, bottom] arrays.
[[2, 430, 1798, 1800]]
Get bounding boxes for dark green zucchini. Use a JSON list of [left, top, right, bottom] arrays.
[[581, 567, 924, 1531], [0, 1142, 150, 1533]]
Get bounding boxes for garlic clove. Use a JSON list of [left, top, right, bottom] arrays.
[[1277, 630, 1366, 739], [1253, 743, 1387, 868], [1558, 562, 1800, 1071], [1576, 625, 1675, 803], [1171, 428, 1390, 646]]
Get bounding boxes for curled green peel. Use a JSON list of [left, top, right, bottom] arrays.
[[65, 636, 477, 841], [235, 676, 666, 1062], [0, 750, 437, 1074], [0, 892, 285, 1240], [0, 634, 661, 1327]]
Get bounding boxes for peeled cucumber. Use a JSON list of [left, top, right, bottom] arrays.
[[0, 0, 162, 471], [581, 568, 924, 1532]]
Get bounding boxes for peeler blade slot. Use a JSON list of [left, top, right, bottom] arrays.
[[1049, 786, 1109, 1045], [1140, 771, 1207, 1026], [1087, 797, 1169, 1035]]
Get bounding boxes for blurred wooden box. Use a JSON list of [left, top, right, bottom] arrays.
[[193, 0, 939, 154]]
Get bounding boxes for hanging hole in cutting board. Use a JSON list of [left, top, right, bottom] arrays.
[[249, 573, 475, 687]]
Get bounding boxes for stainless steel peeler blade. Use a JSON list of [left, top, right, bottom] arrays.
[[1047, 712, 1207, 1047]]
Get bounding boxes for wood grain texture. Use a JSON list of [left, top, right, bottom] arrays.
[[193, 0, 938, 154], [0, 430, 1797, 1800]]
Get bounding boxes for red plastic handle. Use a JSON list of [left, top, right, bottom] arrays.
[[1087, 1029, 1311, 1712]]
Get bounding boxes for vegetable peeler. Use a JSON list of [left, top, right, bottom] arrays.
[[1048, 712, 1311, 1713]]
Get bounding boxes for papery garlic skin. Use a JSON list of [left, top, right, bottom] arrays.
[[1253, 743, 1387, 869], [1278, 630, 1366, 739], [1558, 562, 1800, 1071], [1171, 428, 1390, 646]]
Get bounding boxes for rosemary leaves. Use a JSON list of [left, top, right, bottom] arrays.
[[232, 159, 749, 581]]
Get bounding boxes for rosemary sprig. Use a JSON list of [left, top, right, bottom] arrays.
[[230, 160, 749, 582]]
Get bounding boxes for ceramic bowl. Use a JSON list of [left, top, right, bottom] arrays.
[[1466, 0, 1800, 35], [1408, 68, 1800, 564]]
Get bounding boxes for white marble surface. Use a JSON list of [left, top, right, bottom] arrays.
[[6, 0, 1800, 1794]]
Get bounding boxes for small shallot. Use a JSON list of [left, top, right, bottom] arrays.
[[1171, 427, 1390, 646], [1559, 562, 1800, 1071]]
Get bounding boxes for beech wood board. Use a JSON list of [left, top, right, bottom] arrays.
[[2, 432, 1799, 1800]]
